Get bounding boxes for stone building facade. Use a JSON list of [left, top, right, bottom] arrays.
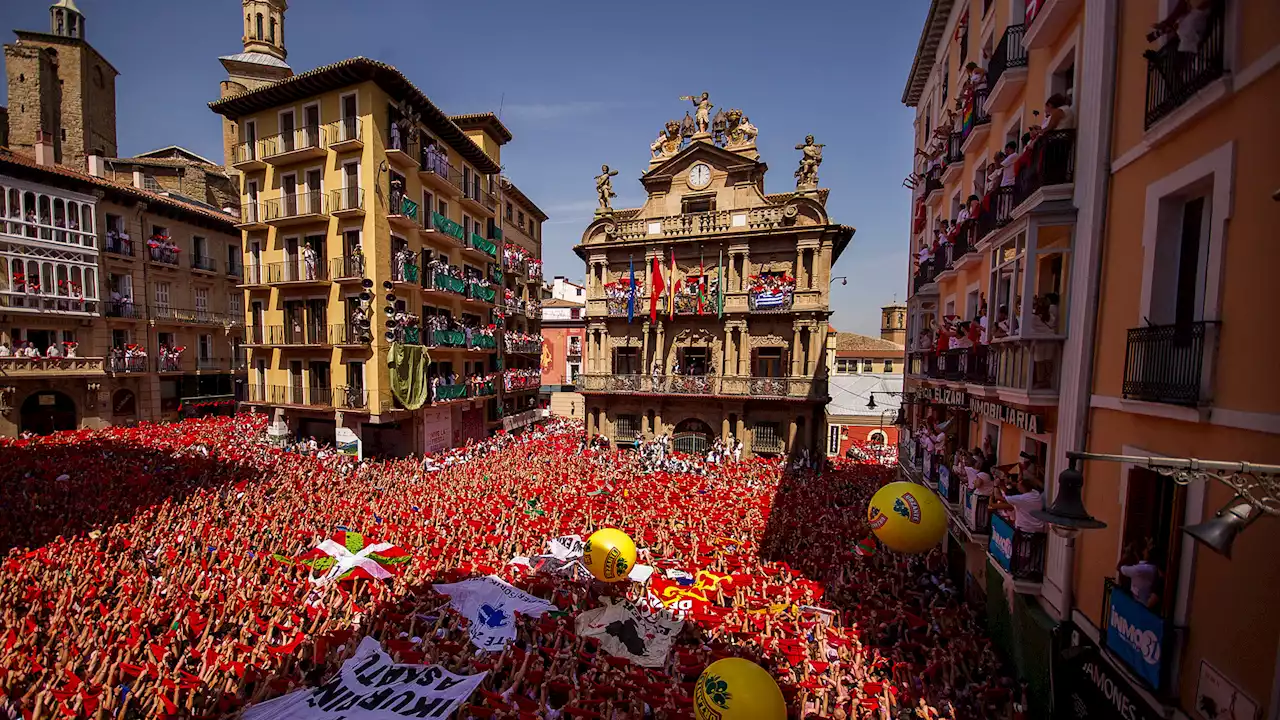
[[577, 101, 852, 457], [3, 0, 118, 168], [497, 176, 546, 428]]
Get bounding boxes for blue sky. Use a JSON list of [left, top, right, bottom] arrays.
[[0, 0, 927, 336]]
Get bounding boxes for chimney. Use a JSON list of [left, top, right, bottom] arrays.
[[34, 131, 55, 167], [132, 167, 145, 190], [87, 152, 105, 178]]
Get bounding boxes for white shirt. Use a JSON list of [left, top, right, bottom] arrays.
[[1004, 490, 1045, 532], [1120, 561, 1159, 604], [1000, 152, 1019, 187], [0, 345, 9, 357], [965, 467, 994, 496]]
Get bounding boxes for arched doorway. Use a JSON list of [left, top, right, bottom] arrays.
[[673, 418, 714, 455], [20, 390, 77, 435]]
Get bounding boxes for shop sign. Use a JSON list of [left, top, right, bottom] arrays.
[[969, 397, 1045, 433], [988, 513, 1014, 571], [922, 386, 968, 406], [1105, 585, 1165, 689], [1053, 622, 1162, 720]]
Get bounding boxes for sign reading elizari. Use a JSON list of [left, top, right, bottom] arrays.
[[969, 397, 1045, 434], [243, 637, 485, 720], [922, 386, 968, 406], [1105, 585, 1165, 689]]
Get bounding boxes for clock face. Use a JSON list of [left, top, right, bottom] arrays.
[[688, 163, 711, 189]]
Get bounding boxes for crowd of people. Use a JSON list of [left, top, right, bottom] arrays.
[[0, 340, 79, 359], [0, 414, 1023, 719]]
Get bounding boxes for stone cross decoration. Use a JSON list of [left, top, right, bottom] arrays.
[[795, 135, 825, 191]]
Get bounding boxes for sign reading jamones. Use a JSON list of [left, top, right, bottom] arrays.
[[969, 397, 1045, 434]]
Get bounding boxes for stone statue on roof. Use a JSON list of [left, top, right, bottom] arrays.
[[794, 135, 825, 191], [595, 164, 619, 214], [679, 92, 713, 136]]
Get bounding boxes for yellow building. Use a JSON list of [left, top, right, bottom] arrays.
[[498, 177, 548, 429], [209, 4, 519, 456], [577, 100, 852, 457], [901, 0, 1280, 717]]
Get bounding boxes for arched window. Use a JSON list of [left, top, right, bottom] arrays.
[[41, 263, 55, 296], [83, 269, 96, 299], [268, 17, 275, 43], [56, 266, 69, 295], [80, 204, 93, 235], [255, 13, 263, 40]]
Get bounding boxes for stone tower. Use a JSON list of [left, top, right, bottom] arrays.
[[881, 301, 907, 346], [3, 0, 119, 168], [219, 0, 293, 173]]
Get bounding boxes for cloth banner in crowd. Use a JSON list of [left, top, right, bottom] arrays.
[[243, 636, 485, 720], [432, 575, 556, 650], [388, 344, 431, 410], [514, 534, 653, 581], [752, 289, 788, 309], [274, 532, 410, 586], [576, 596, 683, 668]]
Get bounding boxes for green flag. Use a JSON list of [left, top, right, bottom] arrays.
[[717, 249, 724, 318]]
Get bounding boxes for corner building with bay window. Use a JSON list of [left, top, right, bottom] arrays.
[[577, 105, 851, 458]]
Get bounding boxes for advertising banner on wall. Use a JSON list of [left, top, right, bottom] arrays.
[[988, 513, 1014, 571], [336, 427, 361, 459], [421, 408, 451, 454], [1105, 585, 1165, 689]]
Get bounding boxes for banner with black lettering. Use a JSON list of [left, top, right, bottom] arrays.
[[576, 596, 683, 668], [243, 637, 485, 720]]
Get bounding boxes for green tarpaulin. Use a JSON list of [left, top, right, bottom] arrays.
[[388, 343, 431, 410]]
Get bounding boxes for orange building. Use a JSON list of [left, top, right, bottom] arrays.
[[539, 297, 585, 419], [900, 0, 1279, 717]]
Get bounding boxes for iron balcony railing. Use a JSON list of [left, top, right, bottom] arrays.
[[975, 186, 1016, 240], [1013, 129, 1077, 205], [265, 191, 328, 221], [243, 264, 267, 285], [580, 374, 827, 400], [263, 384, 331, 407], [156, 355, 186, 373], [108, 356, 148, 374], [106, 300, 144, 319], [238, 202, 265, 225], [986, 24, 1028, 89], [192, 255, 217, 273], [149, 246, 179, 265], [337, 385, 368, 410], [196, 356, 231, 371], [960, 87, 991, 142], [391, 261, 419, 284], [149, 305, 235, 326], [244, 325, 266, 345], [260, 126, 326, 158], [922, 167, 943, 197], [747, 290, 794, 313], [432, 212, 465, 242], [945, 131, 964, 166], [962, 489, 992, 535], [420, 147, 462, 191], [1122, 321, 1216, 406], [329, 117, 362, 145], [330, 186, 363, 213], [989, 513, 1047, 582], [421, 268, 467, 296], [267, 258, 328, 283], [331, 255, 366, 281], [226, 261, 243, 279], [330, 323, 369, 346], [940, 348, 966, 381], [105, 233, 133, 256], [274, 323, 328, 346], [1144, 4, 1225, 129]]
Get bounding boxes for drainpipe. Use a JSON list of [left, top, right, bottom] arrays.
[[1052, 0, 1120, 625]]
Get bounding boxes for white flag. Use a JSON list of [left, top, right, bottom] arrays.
[[576, 597, 682, 668], [243, 637, 484, 720], [432, 575, 555, 651]]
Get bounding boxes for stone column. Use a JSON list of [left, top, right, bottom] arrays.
[[641, 321, 652, 370], [723, 326, 735, 376], [806, 322, 821, 375], [739, 329, 750, 376], [795, 248, 807, 290], [735, 415, 745, 442], [787, 416, 798, 454], [655, 322, 666, 373], [790, 326, 802, 377], [721, 416, 730, 440]]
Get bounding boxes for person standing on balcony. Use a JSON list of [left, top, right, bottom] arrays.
[[0, 341, 9, 357], [999, 141, 1020, 188], [1146, 0, 1216, 58], [303, 241, 318, 281], [1118, 540, 1163, 609], [991, 474, 1045, 533]]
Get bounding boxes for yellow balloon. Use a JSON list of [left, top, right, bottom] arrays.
[[694, 658, 786, 720], [582, 528, 637, 583], [867, 481, 947, 553]]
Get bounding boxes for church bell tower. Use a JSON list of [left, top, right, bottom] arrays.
[[218, 0, 293, 172]]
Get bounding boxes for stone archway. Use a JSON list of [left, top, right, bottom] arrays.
[[673, 417, 715, 455], [20, 390, 77, 436]]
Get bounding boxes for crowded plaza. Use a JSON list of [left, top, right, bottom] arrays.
[[0, 413, 1021, 719]]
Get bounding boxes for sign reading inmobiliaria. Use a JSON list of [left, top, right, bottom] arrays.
[[243, 637, 485, 720]]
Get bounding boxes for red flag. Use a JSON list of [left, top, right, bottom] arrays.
[[649, 256, 664, 324]]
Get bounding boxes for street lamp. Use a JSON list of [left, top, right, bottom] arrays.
[[1032, 457, 1107, 537], [831, 276, 848, 286]]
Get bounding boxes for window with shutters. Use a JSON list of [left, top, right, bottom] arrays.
[[154, 282, 170, 309]]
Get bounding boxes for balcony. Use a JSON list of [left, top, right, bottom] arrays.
[[260, 384, 333, 408], [469, 380, 497, 398], [421, 268, 468, 297], [1023, 0, 1082, 50], [468, 332, 498, 351], [1144, 5, 1225, 129], [267, 258, 328, 285], [985, 24, 1028, 114], [386, 134, 418, 170], [430, 212, 465, 243], [331, 256, 366, 283], [243, 326, 267, 346], [108, 356, 148, 374], [747, 289, 794, 314], [337, 385, 368, 411], [260, 126, 327, 165], [466, 282, 496, 304], [921, 167, 944, 204], [608, 206, 791, 241], [330, 186, 364, 217], [275, 323, 329, 347], [419, 147, 462, 195], [432, 383, 468, 402], [391, 262, 419, 285], [1101, 579, 1177, 691], [192, 255, 217, 274], [156, 355, 187, 373], [428, 329, 467, 348], [580, 374, 827, 401], [149, 306, 235, 326], [105, 300, 143, 320], [328, 117, 363, 152], [265, 191, 329, 226], [1011, 129, 1077, 214], [1122, 321, 1216, 406], [242, 264, 269, 287], [988, 512, 1046, 588], [231, 140, 266, 171], [196, 356, 232, 372], [105, 232, 133, 257], [504, 335, 541, 354], [236, 202, 267, 229], [148, 246, 179, 267], [461, 184, 498, 215], [960, 87, 991, 154], [907, 351, 939, 379], [911, 257, 941, 295], [503, 373, 542, 392], [330, 323, 370, 347], [466, 233, 498, 260], [941, 132, 965, 184], [961, 489, 992, 536], [226, 261, 243, 280], [0, 356, 106, 377], [388, 193, 422, 233]]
